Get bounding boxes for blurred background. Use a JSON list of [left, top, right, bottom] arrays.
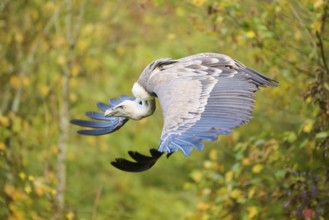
[[1, 0, 328, 219]]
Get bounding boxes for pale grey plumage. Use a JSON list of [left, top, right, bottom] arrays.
[[72, 52, 278, 172], [135, 53, 277, 155]]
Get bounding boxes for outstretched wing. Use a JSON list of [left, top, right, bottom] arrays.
[[71, 95, 135, 135], [147, 53, 278, 155]]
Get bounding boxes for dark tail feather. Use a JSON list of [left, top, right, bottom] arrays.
[[111, 149, 164, 172]]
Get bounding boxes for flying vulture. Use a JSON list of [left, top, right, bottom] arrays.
[[71, 53, 278, 172]]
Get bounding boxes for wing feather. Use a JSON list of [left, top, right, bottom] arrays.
[[144, 53, 277, 155], [70, 96, 134, 136]]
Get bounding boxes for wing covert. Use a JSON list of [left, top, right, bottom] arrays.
[[70, 95, 134, 135]]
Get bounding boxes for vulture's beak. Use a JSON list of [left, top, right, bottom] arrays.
[[104, 108, 114, 117]]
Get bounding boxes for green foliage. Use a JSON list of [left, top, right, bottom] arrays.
[[0, 0, 328, 219], [183, 0, 329, 219]]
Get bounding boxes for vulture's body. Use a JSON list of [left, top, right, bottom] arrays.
[[71, 53, 278, 172]]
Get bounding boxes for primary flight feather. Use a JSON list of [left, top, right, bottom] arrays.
[[71, 53, 278, 172]]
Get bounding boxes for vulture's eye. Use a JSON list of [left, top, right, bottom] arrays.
[[139, 101, 143, 105]]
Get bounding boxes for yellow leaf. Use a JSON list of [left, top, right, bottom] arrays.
[[311, 20, 321, 33], [54, 36, 66, 48], [19, 172, 26, 180], [303, 119, 314, 133], [248, 187, 256, 198], [230, 189, 242, 199], [56, 55, 66, 65], [15, 31, 24, 43], [247, 206, 258, 219], [24, 186, 32, 194], [28, 175, 35, 182], [9, 204, 25, 220], [77, 39, 89, 52], [0, 142, 6, 151], [225, 171, 234, 182], [314, 0, 324, 8], [66, 212, 75, 220], [34, 186, 44, 196], [5, 184, 24, 201], [45, 2, 57, 11], [10, 76, 20, 89], [87, 136, 96, 145], [71, 65, 80, 77], [252, 164, 263, 173], [31, 212, 44, 220], [175, 7, 186, 16], [22, 76, 31, 87], [81, 24, 94, 35], [38, 84, 50, 97], [294, 31, 301, 41], [202, 188, 211, 196], [51, 189, 57, 195], [51, 145, 59, 154], [197, 202, 210, 211], [5, 184, 15, 197], [209, 149, 218, 160], [70, 93, 78, 102], [191, 171, 203, 183], [47, 171, 56, 183], [246, 31, 256, 39], [0, 114, 10, 127], [237, 35, 246, 46], [191, 0, 206, 6], [242, 158, 250, 165], [167, 33, 176, 40], [203, 160, 213, 169]]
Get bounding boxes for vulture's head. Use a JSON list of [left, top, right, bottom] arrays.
[[104, 99, 155, 120]]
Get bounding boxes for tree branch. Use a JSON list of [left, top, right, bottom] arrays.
[[317, 3, 329, 74], [55, 0, 86, 218], [316, 31, 329, 74], [55, 0, 72, 216]]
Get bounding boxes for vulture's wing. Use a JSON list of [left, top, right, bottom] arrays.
[[147, 53, 277, 155], [70, 95, 134, 135]]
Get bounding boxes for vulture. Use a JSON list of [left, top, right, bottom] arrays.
[[71, 53, 278, 172]]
